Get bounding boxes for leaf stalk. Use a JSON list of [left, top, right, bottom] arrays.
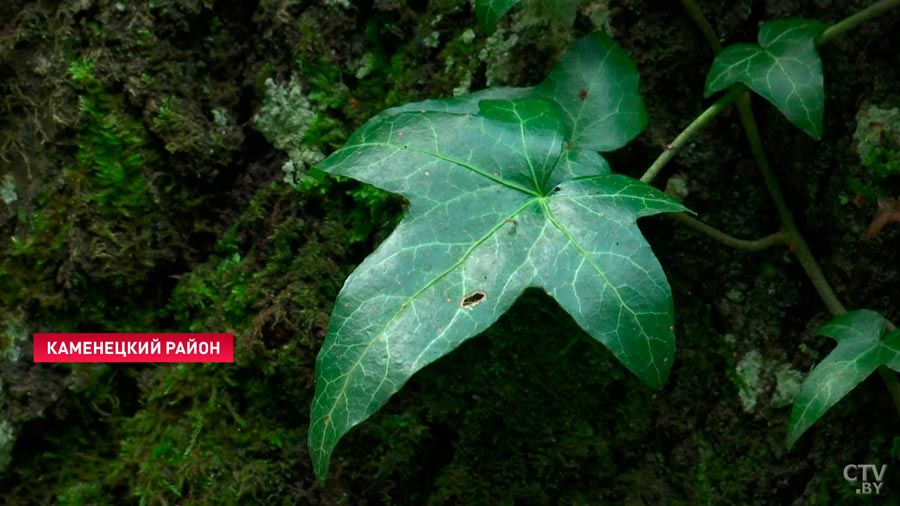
[[669, 213, 789, 251], [816, 0, 900, 45], [640, 87, 742, 184]]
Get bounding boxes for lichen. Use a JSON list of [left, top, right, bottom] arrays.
[[323, 0, 351, 8], [735, 349, 805, 412], [423, 30, 441, 48], [582, 0, 613, 33], [771, 363, 804, 408], [0, 175, 16, 205], [478, 29, 520, 87], [1, 310, 28, 363], [0, 419, 15, 473], [253, 77, 325, 188], [735, 350, 762, 413], [355, 52, 380, 79]]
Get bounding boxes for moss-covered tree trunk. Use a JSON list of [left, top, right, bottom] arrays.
[[1, 0, 899, 504]]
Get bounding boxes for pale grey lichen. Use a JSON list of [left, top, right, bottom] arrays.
[[423, 31, 441, 49], [582, 0, 613, 34], [734, 348, 805, 412], [253, 77, 325, 189], [771, 364, 804, 408], [736, 350, 763, 413], [726, 288, 745, 302], [211, 108, 229, 126], [0, 175, 16, 205], [453, 71, 474, 97], [478, 29, 519, 87], [0, 420, 14, 473], [477, 0, 597, 87], [355, 53, 379, 80], [323, 0, 351, 8], [2, 312, 27, 363]]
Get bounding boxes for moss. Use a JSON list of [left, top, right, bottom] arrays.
[[736, 349, 764, 413], [848, 103, 900, 198], [111, 186, 353, 505], [148, 95, 243, 171], [73, 79, 155, 214], [5, 0, 900, 504]]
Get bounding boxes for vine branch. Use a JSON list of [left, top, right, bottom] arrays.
[[817, 0, 900, 45], [640, 87, 741, 184], [679, 0, 900, 421], [669, 213, 788, 251]]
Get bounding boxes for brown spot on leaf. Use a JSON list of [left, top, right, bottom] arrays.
[[578, 88, 589, 100], [460, 290, 486, 309]]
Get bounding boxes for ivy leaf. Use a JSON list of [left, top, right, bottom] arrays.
[[309, 32, 681, 480], [787, 310, 900, 446], [474, 0, 520, 34], [533, 32, 649, 152], [705, 18, 827, 138], [380, 32, 648, 154]]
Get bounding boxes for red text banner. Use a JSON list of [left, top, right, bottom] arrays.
[[33, 333, 234, 363]]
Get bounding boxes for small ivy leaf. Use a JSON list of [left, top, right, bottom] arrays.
[[309, 32, 678, 481], [787, 310, 900, 446], [475, 0, 520, 34], [705, 18, 827, 139], [375, 32, 648, 153]]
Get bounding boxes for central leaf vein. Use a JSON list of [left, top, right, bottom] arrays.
[[339, 141, 540, 196]]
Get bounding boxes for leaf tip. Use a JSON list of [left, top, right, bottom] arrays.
[[785, 424, 804, 449]]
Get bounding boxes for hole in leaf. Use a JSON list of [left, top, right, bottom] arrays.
[[460, 290, 486, 309]]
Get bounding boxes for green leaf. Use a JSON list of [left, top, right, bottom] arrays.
[[533, 32, 649, 151], [787, 310, 900, 446], [705, 18, 827, 138], [475, 0, 520, 34], [379, 32, 648, 153], [309, 32, 679, 480], [374, 87, 533, 121]]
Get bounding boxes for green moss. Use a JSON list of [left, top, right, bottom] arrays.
[[855, 104, 900, 180], [847, 103, 900, 198], [150, 95, 241, 167], [112, 186, 354, 505]]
